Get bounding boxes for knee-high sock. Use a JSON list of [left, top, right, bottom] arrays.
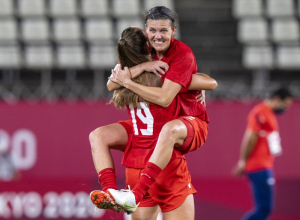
[[132, 162, 162, 204], [98, 168, 118, 192]]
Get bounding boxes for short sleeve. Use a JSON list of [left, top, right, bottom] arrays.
[[165, 51, 195, 92], [247, 111, 264, 133]]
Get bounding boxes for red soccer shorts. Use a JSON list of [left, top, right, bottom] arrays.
[[176, 116, 209, 154], [118, 120, 133, 136], [126, 158, 196, 212], [118, 116, 208, 155]]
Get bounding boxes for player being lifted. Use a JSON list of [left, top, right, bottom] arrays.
[[91, 26, 216, 220], [90, 7, 217, 219]]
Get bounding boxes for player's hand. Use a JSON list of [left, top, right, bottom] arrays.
[[142, 61, 169, 77], [113, 63, 120, 71], [109, 66, 131, 87], [196, 90, 206, 106], [109, 64, 121, 79], [232, 160, 246, 177]]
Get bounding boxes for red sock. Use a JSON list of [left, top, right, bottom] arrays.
[[98, 168, 118, 192], [132, 162, 162, 204]]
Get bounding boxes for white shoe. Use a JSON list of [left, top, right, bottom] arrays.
[[107, 188, 138, 214]]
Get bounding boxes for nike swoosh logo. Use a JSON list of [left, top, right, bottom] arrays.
[[123, 201, 136, 210]]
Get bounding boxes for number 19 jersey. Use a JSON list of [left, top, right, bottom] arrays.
[[121, 96, 183, 168]]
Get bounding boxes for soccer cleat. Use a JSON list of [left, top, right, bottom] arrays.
[[107, 188, 138, 214], [90, 190, 123, 213]]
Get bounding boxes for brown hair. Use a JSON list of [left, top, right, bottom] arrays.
[[144, 6, 178, 28], [110, 27, 162, 109]]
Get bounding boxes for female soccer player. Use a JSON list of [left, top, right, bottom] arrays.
[[90, 6, 217, 219], [91, 26, 216, 219]]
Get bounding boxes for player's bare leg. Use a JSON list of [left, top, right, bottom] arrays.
[[89, 123, 128, 173], [107, 119, 188, 213], [131, 206, 160, 220], [149, 119, 187, 169], [89, 123, 128, 212], [163, 194, 195, 220]]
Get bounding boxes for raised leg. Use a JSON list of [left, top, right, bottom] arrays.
[[89, 123, 128, 173], [149, 119, 187, 169]]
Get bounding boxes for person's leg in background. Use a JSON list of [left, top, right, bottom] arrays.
[[242, 169, 275, 220]]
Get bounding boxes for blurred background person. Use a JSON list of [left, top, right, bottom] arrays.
[[233, 88, 293, 220], [0, 134, 18, 182]]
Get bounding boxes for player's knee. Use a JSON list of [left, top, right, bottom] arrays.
[[161, 123, 177, 141], [89, 127, 107, 147], [161, 121, 184, 142], [89, 128, 98, 144]]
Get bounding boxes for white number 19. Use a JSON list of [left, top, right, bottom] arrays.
[[129, 103, 154, 136]]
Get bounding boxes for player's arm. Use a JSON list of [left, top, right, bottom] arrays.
[[189, 73, 218, 90], [109, 67, 181, 107], [233, 129, 258, 176], [107, 62, 169, 91], [240, 129, 258, 161], [107, 64, 146, 91], [107, 73, 121, 91]]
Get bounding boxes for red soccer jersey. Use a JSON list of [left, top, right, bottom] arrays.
[[245, 102, 280, 172], [153, 38, 209, 122], [122, 96, 184, 168]]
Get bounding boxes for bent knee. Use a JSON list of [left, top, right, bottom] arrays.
[[89, 126, 111, 147], [89, 123, 128, 151], [89, 127, 102, 143], [160, 120, 187, 141]]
